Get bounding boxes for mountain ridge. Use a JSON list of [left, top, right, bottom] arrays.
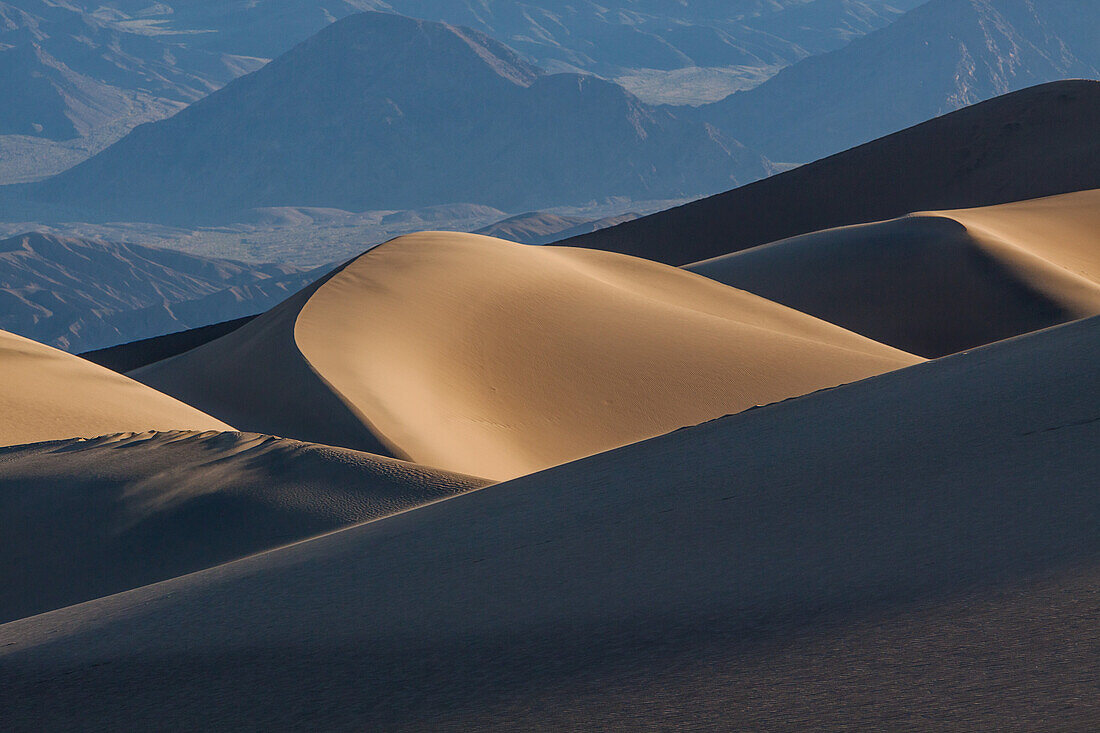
[[22, 11, 772, 224], [703, 0, 1100, 162], [0, 231, 323, 351]]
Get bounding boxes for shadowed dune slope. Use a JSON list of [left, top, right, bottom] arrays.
[[0, 430, 489, 623], [563, 80, 1100, 265], [2, 315, 1098, 729], [133, 232, 919, 480], [80, 315, 259, 373], [687, 189, 1100, 357], [0, 329, 229, 446]]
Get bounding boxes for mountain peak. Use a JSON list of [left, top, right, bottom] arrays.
[[31, 10, 769, 224], [275, 11, 541, 90]]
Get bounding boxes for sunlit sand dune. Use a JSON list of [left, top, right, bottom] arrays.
[[134, 232, 919, 479], [0, 329, 230, 446], [687, 189, 1100, 356], [0, 429, 488, 623], [3, 314, 1097, 729]]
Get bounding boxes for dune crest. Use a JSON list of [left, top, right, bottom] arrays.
[[0, 329, 230, 446], [135, 232, 919, 480], [688, 189, 1100, 357]]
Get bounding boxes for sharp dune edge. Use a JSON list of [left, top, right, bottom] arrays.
[[687, 188, 1100, 356], [0, 329, 230, 446], [3, 314, 1098, 729], [0, 430, 489, 623], [133, 232, 920, 480]]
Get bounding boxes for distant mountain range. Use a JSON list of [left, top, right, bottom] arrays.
[[0, 0, 922, 184], [22, 12, 773, 224], [705, 0, 1100, 162], [0, 0, 265, 182], [0, 232, 324, 351]]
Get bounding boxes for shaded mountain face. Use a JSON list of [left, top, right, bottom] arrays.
[[0, 0, 921, 182], [705, 0, 1100, 163], [563, 80, 1100, 264], [28, 12, 772, 224], [0, 232, 323, 351]]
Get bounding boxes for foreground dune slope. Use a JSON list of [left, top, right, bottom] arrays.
[[134, 232, 918, 479], [0, 329, 230, 446], [3, 315, 1098, 729], [563, 80, 1100, 265], [0, 430, 488, 623], [687, 189, 1100, 357]]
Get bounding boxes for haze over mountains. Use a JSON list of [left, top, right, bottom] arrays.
[[0, 0, 924, 185], [0, 0, 265, 182], [3, 0, 1094, 235], [707, 0, 1100, 162], [24, 12, 773, 224]]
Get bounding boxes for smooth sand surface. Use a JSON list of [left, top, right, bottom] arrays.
[[687, 189, 1100, 356], [0, 329, 230, 446], [134, 232, 918, 480], [563, 80, 1100, 265], [3, 314, 1098, 729], [0, 430, 488, 623]]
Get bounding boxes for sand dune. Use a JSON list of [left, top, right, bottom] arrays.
[[0, 429, 488, 623], [563, 80, 1100, 265], [3, 312, 1097, 729], [687, 189, 1100, 356], [0, 329, 230, 446], [133, 231, 919, 479]]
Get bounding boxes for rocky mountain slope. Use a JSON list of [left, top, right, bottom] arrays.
[[0, 0, 264, 182], [0, 232, 322, 351], [704, 0, 1100, 162]]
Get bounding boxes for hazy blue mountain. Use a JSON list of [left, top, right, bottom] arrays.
[[705, 0, 1100, 163], [25, 12, 773, 224], [0, 0, 264, 181], [0, 0, 923, 182], [0, 231, 322, 351]]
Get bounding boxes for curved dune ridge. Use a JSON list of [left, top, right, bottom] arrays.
[[687, 189, 1100, 357], [3, 315, 1098, 729], [134, 232, 920, 479], [0, 329, 230, 446], [0, 429, 490, 623]]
